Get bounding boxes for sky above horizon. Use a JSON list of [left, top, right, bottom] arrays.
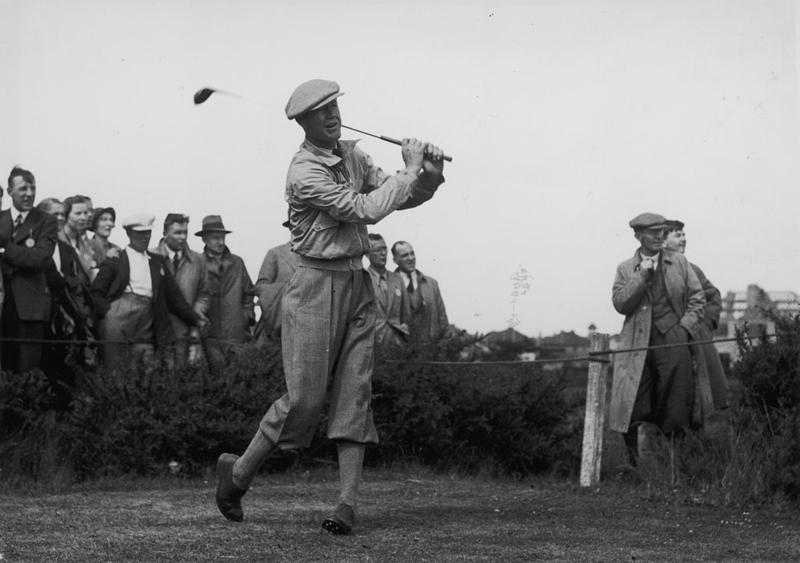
[[1, 0, 798, 338]]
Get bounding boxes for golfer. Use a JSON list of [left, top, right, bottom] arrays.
[[216, 79, 446, 534]]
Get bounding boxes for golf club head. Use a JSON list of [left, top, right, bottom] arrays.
[[193, 88, 216, 105]]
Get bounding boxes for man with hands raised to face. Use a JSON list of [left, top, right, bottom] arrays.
[[215, 79, 446, 535], [609, 213, 705, 466]]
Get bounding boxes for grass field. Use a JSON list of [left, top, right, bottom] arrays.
[[1, 467, 798, 563]]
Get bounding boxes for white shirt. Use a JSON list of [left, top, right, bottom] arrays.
[[10, 208, 29, 228], [125, 246, 153, 297]]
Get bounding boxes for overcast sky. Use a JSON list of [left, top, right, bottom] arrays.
[[1, 0, 798, 338]]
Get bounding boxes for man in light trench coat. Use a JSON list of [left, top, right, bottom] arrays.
[[609, 213, 705, 464]]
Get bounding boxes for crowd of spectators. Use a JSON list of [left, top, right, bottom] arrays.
[[0, 165, 449, 403]]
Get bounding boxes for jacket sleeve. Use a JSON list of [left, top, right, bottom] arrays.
[[612, 261, 650, 316], [255, 249, 278, 317], [161, 259, 200, 326], [241, 262, 256, 326], [193, 257, 212, 316], [2, 213, 58, 272], [679, 263, 705, 335], [434, 280, 449, 337], [692, 263, 722, 329], [289, 148, 442, 225], [90, 256, 120, 319]]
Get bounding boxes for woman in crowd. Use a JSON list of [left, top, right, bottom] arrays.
[[88, 206, 121, 269]]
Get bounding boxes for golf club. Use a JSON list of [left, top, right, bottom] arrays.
[[193, 87, 453, 162]]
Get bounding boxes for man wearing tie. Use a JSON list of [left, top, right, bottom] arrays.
[[91, 213, 206, 372], [366, 233, 411, 348], [150, 214, 212, 367], [0, 167, 58, 375], [391, 240, 448, 342]]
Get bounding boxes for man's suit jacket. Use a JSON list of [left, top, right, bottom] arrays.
[[255, 242, 298, 338], [0, 208, 58, 321], [90, 249, 199, 348], [368, 267, 410, 347], [150, 240, 212, 341], [398, 269, 449, 341]]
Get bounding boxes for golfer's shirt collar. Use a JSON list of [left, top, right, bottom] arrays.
[[301, 139, 359, 166]]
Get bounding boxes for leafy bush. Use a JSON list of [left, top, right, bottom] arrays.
[[1, 331, 584, 484]]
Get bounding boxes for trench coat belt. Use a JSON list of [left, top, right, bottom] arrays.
[[298, 255, 364, 272]]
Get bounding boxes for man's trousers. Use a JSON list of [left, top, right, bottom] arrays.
[[259, 265, 379, 449]]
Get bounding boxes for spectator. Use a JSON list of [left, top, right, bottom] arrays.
[[38, 198, 95, 407], [392, 240, 448, 342], [366, 233, 411, 348], [664, 219, 730, 427], [90, 213, 205, 372], [609, 213, 705, 465], [150, 213, 212, 367], [88, 206, 121, 267], [37, 197, 66, 230], [0, 166, 58, 375], [254, 220, 298, 344], [60, 195, 96, 280], [196, 215, 255, 362]]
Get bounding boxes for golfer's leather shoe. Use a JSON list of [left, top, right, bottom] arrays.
[[216, 453, 248, 522], [322, 503, 356, 535]]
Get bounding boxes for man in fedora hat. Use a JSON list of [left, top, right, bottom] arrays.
[[215, 79, 446, 535], [91, 213, 206, 372], [609, 212, 705, 465], [254, 219, 298, 344], [196, 215, 255, 363]]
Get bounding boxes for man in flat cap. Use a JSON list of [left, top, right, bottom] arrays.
[[91, 213, 206, 372], [609, 212, 705, 465], [196, 215, 256, 365], [664, 219, 730, 429], [216, 79, 446, 534]]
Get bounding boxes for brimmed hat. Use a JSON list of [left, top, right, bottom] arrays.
[[666, 219, 685, 231], [89, 206, 116, 232], [122, 213, 155, 232], [195, 214, 231, 237], [629, 212, 667, 231], [285, 79, 343, 120]]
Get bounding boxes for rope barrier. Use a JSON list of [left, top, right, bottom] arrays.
[[0, 332, 778, 367]]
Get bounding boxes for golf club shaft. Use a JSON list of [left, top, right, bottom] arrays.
[[342, 125, 453, 162]]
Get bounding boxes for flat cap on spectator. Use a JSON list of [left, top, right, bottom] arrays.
[[666, 219, 685, 231], [285, 79, 343, 120], [122, 213, 155, 231], [89, 207, 116, 232], [629, 212, 667, 231], [195, 214, 232, 237]]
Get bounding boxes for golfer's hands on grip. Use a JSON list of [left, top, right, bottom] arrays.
[[402, 138, 445, 176]]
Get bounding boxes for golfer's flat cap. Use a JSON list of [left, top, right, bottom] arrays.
[[629, 212, 667, 230], [122, 213, 155, 231], [285, 79, 344, 120]]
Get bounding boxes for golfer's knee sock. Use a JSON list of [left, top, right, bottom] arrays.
[[233, 430, 275, 489], [337, 441, 365, 509]]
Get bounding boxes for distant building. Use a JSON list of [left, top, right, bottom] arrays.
[[714, 284, 800, 362], [481, 327, 537, 361], [538, 330, 591, 360]]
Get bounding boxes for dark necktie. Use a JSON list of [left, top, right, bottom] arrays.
[[172, 252, 180, 272], [407, 277, 414, 293], [13, 214, 23, 235]]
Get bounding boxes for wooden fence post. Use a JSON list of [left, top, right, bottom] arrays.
[[580, 332, 610, 487]]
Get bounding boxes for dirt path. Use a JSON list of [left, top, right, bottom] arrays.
[[1, 470, 797, 562]]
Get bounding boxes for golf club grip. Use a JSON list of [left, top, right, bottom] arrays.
[[380, 135, 453, 162]]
